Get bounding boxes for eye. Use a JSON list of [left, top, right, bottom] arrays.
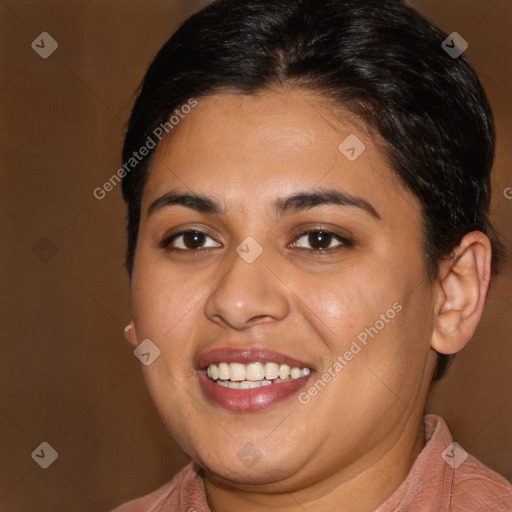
[[291, 229, 351, 251], [163, 230, 221, 251]]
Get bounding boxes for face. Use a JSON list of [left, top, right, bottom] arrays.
[[128, 90, 438, 491]]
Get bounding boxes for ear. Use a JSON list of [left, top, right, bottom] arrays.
[[124, 320, 139, 347], [431, 231, 492, 355]]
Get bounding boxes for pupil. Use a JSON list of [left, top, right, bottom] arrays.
[[309, 231, 331, 249], [184, 231, 204, 249]]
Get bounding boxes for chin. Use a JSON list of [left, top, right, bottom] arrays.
[[192, 443, 306, 487]]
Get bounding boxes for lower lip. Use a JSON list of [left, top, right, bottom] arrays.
[[197, 371, 313, 412]]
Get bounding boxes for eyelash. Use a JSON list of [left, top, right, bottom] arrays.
[[160, 228, 353, 254]]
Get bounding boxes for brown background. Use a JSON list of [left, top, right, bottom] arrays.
[[0, 0, 510, 510]]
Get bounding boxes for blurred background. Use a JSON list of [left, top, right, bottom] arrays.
[[0, 0, 510, 510]]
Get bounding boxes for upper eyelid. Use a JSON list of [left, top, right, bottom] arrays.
[[163, 229, 221, 247], [291, 230, 351, 248], [293, 229, 349, 240]]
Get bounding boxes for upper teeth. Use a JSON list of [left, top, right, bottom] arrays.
[[206, 362, 310, 382]]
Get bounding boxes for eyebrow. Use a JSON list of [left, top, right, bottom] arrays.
[[147, 188, 380, 219], [273, 189, 380, 219], [148, 191, 222, 216]]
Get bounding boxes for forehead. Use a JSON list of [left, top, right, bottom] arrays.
[[142, 90, 418, 220]]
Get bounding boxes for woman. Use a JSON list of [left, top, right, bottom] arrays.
[[113, 0, 512, 510]]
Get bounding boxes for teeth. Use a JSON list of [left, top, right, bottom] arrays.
[[265, 362, 279, 380], [240, 380, 260, 389], [229, 362, 246, 381], [290, 367, 301, 379], [246, 362, 265, 381], [205, 361, 312, 387], [278, 364, 290, 379], [218, 362, 230, 380]]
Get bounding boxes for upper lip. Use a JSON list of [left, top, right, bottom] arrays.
[[196, 347, 314, 370]]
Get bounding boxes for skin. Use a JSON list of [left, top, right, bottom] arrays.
[[124, 90, 492, 511]]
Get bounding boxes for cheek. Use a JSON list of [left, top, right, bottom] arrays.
[[131, 260, 200, 340], [291, 269, 394, 353], [294, 259, 430, 395], [305, 287, 351, 326]]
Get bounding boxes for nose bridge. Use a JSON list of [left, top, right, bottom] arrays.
[[204, 241, 289, 329]]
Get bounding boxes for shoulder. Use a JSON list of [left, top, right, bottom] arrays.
[[377, 414, 512, 512], [422, 415, 512, 511], [110, 463, 201, 512], [451, 451, 512, 511]]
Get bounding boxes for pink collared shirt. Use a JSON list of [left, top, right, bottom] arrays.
[[112, 415, 512, 511]]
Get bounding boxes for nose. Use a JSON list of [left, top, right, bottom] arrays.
[[204, 247, 290, 330]]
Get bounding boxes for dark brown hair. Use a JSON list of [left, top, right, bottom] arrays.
[[121, 0, 504, 380]]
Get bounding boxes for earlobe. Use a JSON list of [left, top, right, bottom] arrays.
[[124, 320, 139, 347], [431, 232, 492, 355]]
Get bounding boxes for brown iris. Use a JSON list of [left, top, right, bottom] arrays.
[[182, 230, 206, 249], [307, 231, 333, 250]]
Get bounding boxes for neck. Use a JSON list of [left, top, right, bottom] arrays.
[[203, 411, 426, 512]]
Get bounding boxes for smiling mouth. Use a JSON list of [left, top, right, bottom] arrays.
[[206, 361, 311, 389], [197, 348, 314, 411]]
